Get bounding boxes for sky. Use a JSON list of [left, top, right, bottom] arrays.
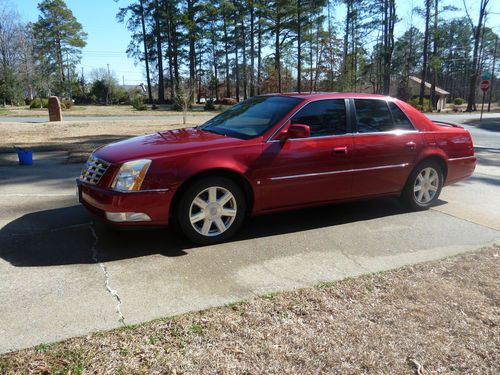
[[12, 0, 500, 86], [14, 0, 145, 86]]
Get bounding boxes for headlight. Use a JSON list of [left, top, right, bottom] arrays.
[[112, 159, 152, 191]]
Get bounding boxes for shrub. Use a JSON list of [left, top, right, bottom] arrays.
[[204, 99, 215, 111], [453, 97, 465, 105], [63, 99, 73, 109], [131, 94, 147, 111], [30, 97, 49, 109], [172, 93, 193, 111], [60, 102, 66, 110], [408, 97, 432, 112]]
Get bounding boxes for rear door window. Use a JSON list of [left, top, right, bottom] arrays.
[[291, 99, 347, 137], [354, 99, 394, 133]]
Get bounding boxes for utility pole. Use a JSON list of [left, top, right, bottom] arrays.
[[487, 35, 498, 112]]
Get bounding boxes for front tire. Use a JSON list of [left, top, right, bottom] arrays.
[[401, 161, 443, 211], [176, 176, 246, 245]]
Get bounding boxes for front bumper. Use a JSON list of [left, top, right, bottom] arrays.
[[77, 179, 173, 226]]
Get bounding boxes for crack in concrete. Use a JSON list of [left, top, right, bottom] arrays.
[[89, 222, 125, 325], [337, 247, 370, 272]]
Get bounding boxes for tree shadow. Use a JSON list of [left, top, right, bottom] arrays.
[[0, 197, 414, 268], [466, 118, 500, 132]]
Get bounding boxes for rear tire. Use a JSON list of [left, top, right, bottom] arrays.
[[176, 176, 246, 245], [401, 161, 443, 211]]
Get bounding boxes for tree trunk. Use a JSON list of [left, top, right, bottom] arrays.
[[430, 0, 438, 110], [297, 0, 302, 93], [257, 7, 262, 95], [154, 0, 165, 103], [342, 1, 351, 91], [169, 0, 179, 93], [223, 18, 231, 98], [382, 0, 395, 95], [188, 0, 196, 102], [249, 2, 255, 97], [241, 9, 247, 100], [487, 35, 498, 112], [139, 0, 153, 104], [419, 0, 431, 107], [275, 12, 281, 93], [235, 19, 240, 101], [466, 0, 489, 112]]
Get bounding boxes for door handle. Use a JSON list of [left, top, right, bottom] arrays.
[[333, 146, 348, 155], [405, 141, 416, 150]]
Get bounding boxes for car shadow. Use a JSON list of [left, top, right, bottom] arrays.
[[0, 198, 417, 268]]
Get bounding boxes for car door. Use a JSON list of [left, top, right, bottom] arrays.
[[253, 99, 355, 211], [350, 98, 423, 197]]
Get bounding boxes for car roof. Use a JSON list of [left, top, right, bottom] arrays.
[[264, 92, 392, 100]]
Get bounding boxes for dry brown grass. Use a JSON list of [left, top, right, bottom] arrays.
[[0, 118, 211, 159], [1, 247, 498, 375]]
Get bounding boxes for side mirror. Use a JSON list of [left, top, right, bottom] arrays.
[[281, 123, 311, 141]]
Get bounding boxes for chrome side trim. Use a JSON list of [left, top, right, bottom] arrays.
[[269, 163, 410, 181], [114, 188, 170, 194], [447, 156, 476, 162]]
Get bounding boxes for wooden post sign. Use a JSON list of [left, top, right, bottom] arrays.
[[48, 96, 63, 122]]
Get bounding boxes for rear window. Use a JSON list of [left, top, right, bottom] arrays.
[[388, 102, 415, 130]]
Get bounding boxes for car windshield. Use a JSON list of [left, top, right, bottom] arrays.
[[200, 96, 303, 139]]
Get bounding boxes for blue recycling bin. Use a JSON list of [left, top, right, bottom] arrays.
[[15, 147, 33, 166]]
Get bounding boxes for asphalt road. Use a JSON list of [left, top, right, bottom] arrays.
[[1, 116, 499, 354]]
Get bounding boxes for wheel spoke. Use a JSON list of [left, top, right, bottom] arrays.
[[190, 211, 205, 224], [423, 190, 431, 202], [221, 208, 237, 217], [201, 219, 212, 235], [218, 192, 232, 206], [429, 174, 438, 183], [214, 218, 226, 233], [414, 184, 422, 192], [193, 197, 208, 209], [416, 190, 424, 202], [429, 185, 438, 192], [208, 187, 217, 203]]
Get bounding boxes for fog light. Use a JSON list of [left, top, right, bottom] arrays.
[[105, 212, 151, 222]]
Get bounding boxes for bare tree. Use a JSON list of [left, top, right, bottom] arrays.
[[463, 0, 490, 112]]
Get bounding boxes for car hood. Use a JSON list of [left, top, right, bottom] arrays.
[[94, 127, 246, 164]]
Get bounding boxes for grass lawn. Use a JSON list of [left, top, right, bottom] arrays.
[[1, 246, 498, 374], [0, 104, 222, 117]]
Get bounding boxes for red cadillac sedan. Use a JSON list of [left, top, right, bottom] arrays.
[[77, 93, 476, 244]]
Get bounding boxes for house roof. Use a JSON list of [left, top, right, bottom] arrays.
[[409, 76, 450, 95]]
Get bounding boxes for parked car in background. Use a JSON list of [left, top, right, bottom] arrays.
[[77, 93, 476, 244]]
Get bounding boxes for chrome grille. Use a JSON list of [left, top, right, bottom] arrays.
[[80, 155, 110, 185]]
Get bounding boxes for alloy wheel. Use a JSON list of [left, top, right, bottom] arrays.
[[189, 186, 238, 236], [413, 167, 439, 204]]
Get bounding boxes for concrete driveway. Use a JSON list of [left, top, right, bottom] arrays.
[[1, 117, 500, 354]]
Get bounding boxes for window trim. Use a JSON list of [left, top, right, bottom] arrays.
[[266, 98, 352, 142], [350, 98, 418, 135]]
